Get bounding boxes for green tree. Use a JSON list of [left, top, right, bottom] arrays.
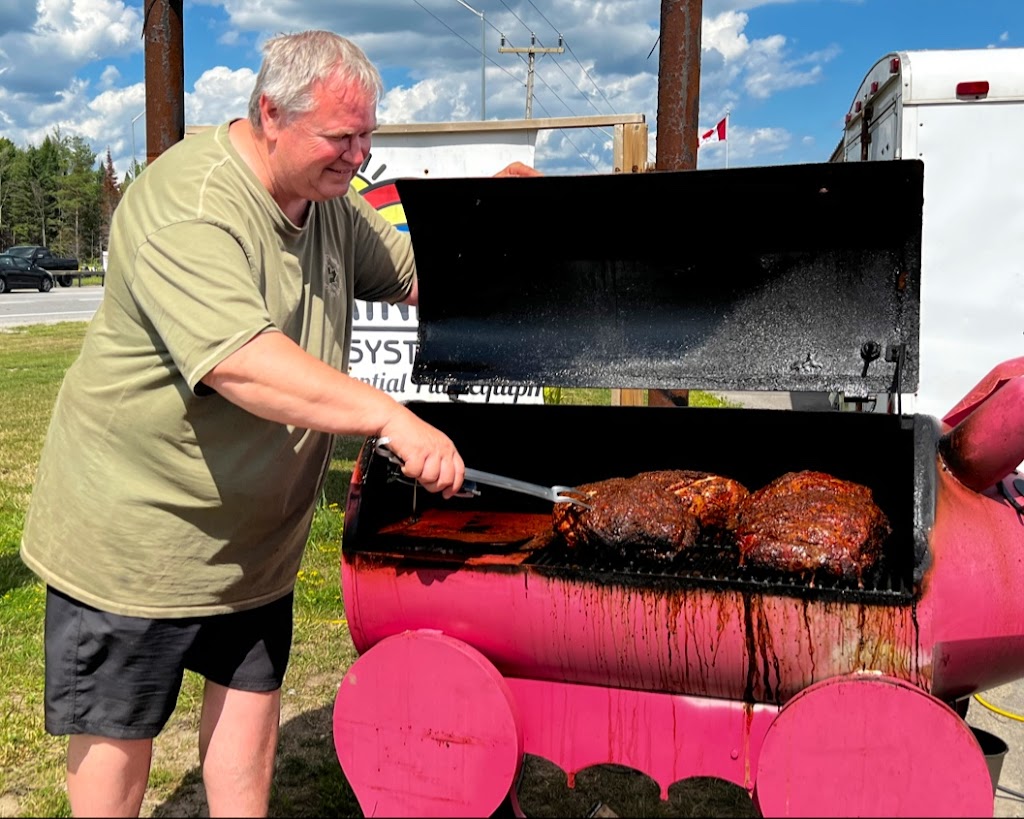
[[56, 135, 101, 262], [6, 147, 37, 246], [99, 148, 121, 256], [0, 138, 17, 248], [12, 135, 63, 246]]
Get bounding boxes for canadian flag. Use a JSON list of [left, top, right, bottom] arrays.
[[698, 116, 728, 147]]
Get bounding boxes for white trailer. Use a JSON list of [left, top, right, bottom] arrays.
[[830, 48, 1024, 421]]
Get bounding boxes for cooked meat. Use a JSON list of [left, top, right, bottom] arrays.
[[735, 470, 891, 582], [636, 470, 750, 534], [552, 469, 749, 559], [553, 475, 699, 559]]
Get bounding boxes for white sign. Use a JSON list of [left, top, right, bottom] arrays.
[[349, 128, 543, 405], [350, 300, 543, 405]]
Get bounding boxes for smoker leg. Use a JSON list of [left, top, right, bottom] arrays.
[[333, 630, 523, 818], [752, 675, 995, 818]]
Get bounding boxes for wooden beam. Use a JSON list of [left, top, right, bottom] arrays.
[[186, 113, 646, 139]]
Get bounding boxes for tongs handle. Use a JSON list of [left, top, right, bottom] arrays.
[[375, 438, 561, 501], [462, 467, 559, 503], [374, 437, 480, 498]]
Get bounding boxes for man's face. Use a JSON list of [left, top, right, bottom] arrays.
[[262, 73, 377, 202]]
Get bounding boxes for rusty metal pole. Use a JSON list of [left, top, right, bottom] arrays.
[[144, 0, 185, 165], [650, 0, 703, 409], [656, 0, 702, 172]]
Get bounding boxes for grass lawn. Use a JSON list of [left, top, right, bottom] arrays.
[[0, 322, 754, 818]]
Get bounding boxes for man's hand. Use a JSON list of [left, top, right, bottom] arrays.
[[378, 411, 466, 499], [493, 161, 543, 178]]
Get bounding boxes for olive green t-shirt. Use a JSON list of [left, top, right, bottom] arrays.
[[20, 121, 415, 617]]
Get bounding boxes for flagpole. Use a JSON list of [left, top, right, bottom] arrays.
[[726, 110, 730, 169]]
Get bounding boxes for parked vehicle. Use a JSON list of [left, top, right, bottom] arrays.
[[828, 47, 1024, 420], [0, 255, 55, 293], [1, 245, 80, 286]]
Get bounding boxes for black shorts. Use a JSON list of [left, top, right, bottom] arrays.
[[44, 586, 293, 740]]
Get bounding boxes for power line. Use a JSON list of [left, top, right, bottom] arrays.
[[514, 50, 617, 144], [411, 2, 605, 171], [496, 0, 534, 38], [522, 0, 619, 115], [561, 40, 619, 115], [491, 4, 619, 133], [499, 33, 564, 118], [491, 1, 622, 125], [527, 95, 601, 173], [411, 1, 526, 87]]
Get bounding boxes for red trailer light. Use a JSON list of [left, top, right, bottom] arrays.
[[854, 101, 863, 113], [956, 80, 990, 98], [870, 81, 879, 94], [889, 57, 900, 73]]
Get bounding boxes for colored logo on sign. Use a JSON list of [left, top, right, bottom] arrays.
[[352, 168, 408, 232]]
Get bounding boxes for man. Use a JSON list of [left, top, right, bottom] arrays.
[[20, 29, 539, 818]]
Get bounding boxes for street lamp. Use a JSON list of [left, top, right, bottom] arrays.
[[454, 0, 486, 120], [130, 109, 145, 174]]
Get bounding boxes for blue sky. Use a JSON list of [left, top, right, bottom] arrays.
[[0, 0, 1019, 177]]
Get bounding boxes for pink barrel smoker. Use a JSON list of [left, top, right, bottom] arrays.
[[332, 161, 1024, 817]]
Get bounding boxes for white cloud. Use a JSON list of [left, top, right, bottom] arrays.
[[0, 0, 141, 95], [35, 0, 140, 60], [99, 65, 121, 90], [186, 65, 257, 127], [380, 77, 475, 124], [703, 10, 752, 60]]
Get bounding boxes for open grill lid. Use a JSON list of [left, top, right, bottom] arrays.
[[397, 160, 923, 395]]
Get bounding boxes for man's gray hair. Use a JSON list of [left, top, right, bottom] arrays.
[[247, 30, 385, 128]]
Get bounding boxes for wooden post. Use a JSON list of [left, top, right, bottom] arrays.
[[612, 122, 649, 408]]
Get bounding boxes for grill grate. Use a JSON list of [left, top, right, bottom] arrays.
[[524, 538, 917, 606]]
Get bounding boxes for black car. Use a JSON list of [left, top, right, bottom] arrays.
[[0, 254, 55, 293]]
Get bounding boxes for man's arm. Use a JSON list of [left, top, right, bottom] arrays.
[[201, 331, 463, 496]]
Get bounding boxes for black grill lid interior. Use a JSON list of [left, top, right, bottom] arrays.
[[397, 159, 922, 394]]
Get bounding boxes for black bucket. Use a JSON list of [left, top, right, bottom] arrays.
[[971, 726, 1009, 793]]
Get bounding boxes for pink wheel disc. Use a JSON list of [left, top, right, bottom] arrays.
[[755, 675, 994, 817], [334, 630, 523, 817]]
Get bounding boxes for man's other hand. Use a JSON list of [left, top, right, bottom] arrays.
[[493, 161, 543, 178]]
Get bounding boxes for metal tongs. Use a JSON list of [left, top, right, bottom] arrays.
[[374, 438, 591, 509]]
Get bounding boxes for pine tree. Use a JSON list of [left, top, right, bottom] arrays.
[[100, 148, 121, 253]]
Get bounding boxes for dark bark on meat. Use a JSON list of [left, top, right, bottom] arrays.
[[735, 470, 891, 583], [553, 476, 699, 559], [552, 470, 749, 559], [636, 470, 750, 534]]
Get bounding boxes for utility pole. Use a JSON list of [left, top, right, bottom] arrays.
[[648, 0, 703, 410], [656, 0, 702, 173], [143, 0, 184, 164], [499, 34, 563, 118]]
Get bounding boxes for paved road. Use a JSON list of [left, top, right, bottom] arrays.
[[0, 284, 103, 329]]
